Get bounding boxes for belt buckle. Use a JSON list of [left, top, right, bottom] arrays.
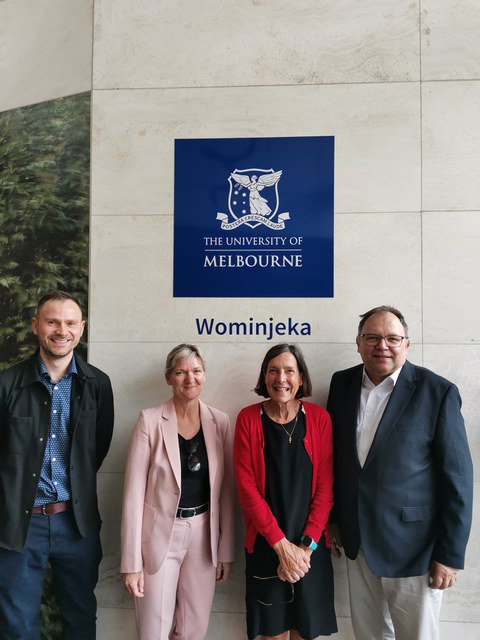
[[41, 504, 48, 515], [179, 507, 195, 519]]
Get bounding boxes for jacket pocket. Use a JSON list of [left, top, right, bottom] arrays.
[[5, 416, 34, 453], [401, 505, 432, 522]]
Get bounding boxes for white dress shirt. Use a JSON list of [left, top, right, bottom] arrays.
[[356, 367, 403, 467]]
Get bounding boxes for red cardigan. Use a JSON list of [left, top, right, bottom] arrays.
[[234, 401, 334, 553]]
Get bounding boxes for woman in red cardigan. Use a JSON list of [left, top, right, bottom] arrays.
[[234, 343, 337, 640]]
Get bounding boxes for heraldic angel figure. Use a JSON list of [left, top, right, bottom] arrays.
[[230, 170, 282, 217]]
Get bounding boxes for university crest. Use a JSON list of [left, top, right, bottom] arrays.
[[217, 168, 290, 230]]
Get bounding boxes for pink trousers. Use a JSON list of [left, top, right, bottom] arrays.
[[135, 511, 217, 640]]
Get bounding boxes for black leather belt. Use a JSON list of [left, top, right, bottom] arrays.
[[32, 501, 71, 515], [176, 502, 209, 519]]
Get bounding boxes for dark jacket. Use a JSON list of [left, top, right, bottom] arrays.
[[327, 360, 473, 578], [0, 351, 114, 552]]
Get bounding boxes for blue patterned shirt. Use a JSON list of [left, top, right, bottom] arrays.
[[34, 355, 77, 506]]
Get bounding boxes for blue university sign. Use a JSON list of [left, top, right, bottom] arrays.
[[174, 136, 334, 297]]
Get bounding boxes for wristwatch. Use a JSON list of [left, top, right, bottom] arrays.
[[301, 535, 318, 551]]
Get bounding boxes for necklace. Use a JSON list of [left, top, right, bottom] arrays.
[[280, 414, 298, 444]]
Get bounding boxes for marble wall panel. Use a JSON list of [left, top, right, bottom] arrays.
[[333, 619, 356, 640], [422, 212, 480, 345], [92, 0, 419, 90], [97, 607, 137, 640], [438, 622, 480, 640], [211, 504, 246, 614], [91, 83, 420, 217], [205, 612, 246, 640], [422, 82, 480, 211], [96, 472, 129, 611], [88, 211, 422, 348], [332, 212, 422, 340], [89, 214, 172, 344], [421, 0, 480, 81], [0, 0, 93, 112]]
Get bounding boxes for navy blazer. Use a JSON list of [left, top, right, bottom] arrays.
[[327, 360, 473, 578]]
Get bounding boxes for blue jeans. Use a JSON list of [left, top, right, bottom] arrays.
[[0, 510, 102, 640]]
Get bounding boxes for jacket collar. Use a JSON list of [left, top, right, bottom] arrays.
[[362, 360, 417, 468], [160, 398, 219, 491], [19, 350, 94, 388]]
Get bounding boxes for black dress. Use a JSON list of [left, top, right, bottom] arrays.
[[245, 406, 337, 639]]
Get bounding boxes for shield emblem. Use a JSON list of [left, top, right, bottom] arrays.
[[228, 168, 281, 229]]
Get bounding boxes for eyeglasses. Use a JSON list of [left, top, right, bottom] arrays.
[[185, 439, 201, 472], [359, 334, 408, 348]]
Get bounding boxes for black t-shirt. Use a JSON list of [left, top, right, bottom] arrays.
[[178, 426, 210, 508]]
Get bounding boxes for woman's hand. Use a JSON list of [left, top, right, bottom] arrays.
[[122, 571, 145, 598], [216, 562, 232, 583], [273, 538, 311, 583]]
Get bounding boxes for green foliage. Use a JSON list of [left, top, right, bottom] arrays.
[[0, 93, 90, 369], [0, 93, 91, 637], [41, 568, 62, 640]]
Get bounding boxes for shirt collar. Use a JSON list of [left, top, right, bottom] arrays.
[[38, 353, 78, 379], [362, 365, 403, 389]]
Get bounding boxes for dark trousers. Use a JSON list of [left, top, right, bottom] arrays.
[[0, 510, 102, 640]]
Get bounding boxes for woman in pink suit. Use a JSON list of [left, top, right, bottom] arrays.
[[234, 343, 337, 640], [120, 344, 234, 640]]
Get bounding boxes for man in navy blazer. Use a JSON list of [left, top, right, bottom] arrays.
[[327, 305, 473, 640]]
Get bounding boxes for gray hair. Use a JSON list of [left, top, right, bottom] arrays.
[[165, 343, 205, 376], [358, 305, 409, 337]]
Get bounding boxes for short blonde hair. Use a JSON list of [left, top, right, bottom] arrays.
[[165, 343, 205, 376]]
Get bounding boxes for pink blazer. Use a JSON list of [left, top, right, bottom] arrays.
[[120, 398, 234, 575]]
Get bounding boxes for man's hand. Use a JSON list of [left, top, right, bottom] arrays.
[[429, 561, 459, 590], [329, 523, 343, 559]]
